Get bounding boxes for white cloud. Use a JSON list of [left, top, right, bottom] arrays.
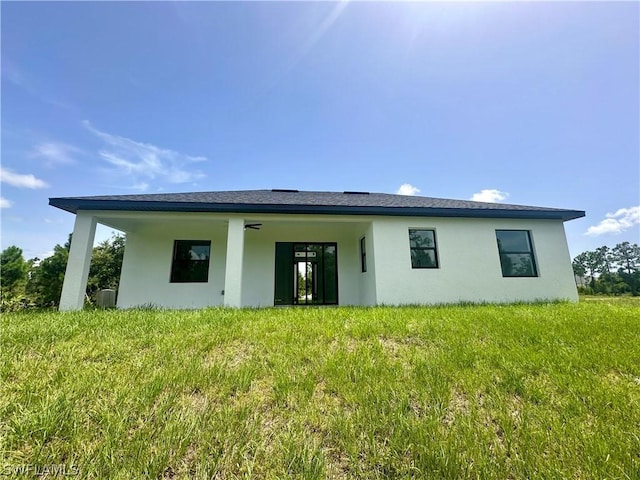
[[131, 182, 150, 192], [0, 196, 13, 208], [37, 250, 55, 260], [397, 183, 421, 196], [3, 62, 41, 99], [3, 60, 72, 110], [470, 189, 509, 203], [83, 121, 206, 186], [585, 206, 640, 236], [30, 142, 81, 166], [0, 166, 48, 189]]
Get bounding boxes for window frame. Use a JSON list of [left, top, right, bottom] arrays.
[[495, 230, 538, 278], [360, 236, 367, 273], [170, 240, 211, 283], [408, 229, 439, 269]]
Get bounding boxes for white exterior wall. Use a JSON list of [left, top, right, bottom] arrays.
[[370, 216, 578, 304], [114, 212, 577, 308], [117, 223, 228, 309], [116, 214, 366, 308], [241, 221, 362, 307], [357, 223, 377, 306]]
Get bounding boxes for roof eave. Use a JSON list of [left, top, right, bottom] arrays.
[[48, 198, 586, 222]]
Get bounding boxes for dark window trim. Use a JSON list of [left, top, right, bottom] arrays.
[[495, 230, 538, 278], [275, 241, 338, 306], [170, 239, 211, 283], [360, 236, 367, 273], [409, 229, 439, 269]]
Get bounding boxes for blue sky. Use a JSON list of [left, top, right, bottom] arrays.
[[1, 1, 638, 259]]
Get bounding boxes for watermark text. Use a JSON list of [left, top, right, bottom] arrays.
[[1, 464, 79, 477]]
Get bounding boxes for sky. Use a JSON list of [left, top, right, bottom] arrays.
[[1, 1, 638, 260]]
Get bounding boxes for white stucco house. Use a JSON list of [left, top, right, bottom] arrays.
[[49, 189, 585, 310]]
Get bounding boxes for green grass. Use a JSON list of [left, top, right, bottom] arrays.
[[2, 301, 639, 479]]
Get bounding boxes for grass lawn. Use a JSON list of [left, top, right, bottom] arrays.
[[2, 300, 639, 479]]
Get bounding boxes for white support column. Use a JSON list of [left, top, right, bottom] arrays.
[[363, 222, 378, 306], [59, 213, 97, 311], [370, 220, 385, 306], [224, 217, 245, 307]]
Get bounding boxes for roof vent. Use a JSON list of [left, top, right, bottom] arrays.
[[343, 191, 370, 195], [271, 189, 299, 193]]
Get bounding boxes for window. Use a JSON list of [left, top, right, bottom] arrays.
[[360, 237, 367, 273], [409, 229, 439, 269], [496, 230, 538, 277], [170, 240, 211, 283]]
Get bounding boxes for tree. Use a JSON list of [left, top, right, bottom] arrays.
[[0, 246, 28, 300], [594, 246, 614, 292], [573, 242, 640, 296], [611, 242, 640, 275], [87, 234, 125, 301], [1, 232, 127, 310], [571, 257, 586, 278], [26, 232, 126, 307], [611, 242, 640, 295], [595, 246, 613, 275], [572, 251, 601, 289], [26, 243, 70, 307]]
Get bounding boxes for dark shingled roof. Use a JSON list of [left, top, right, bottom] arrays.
[[49, 189, 585, 221]]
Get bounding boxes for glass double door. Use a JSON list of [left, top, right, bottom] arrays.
[[274, 243, 338, 306]]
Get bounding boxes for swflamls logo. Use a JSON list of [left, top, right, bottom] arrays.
[[1, 464, 80, 477]]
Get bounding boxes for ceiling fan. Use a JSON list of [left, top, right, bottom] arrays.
[[244, 223, 262, 230]]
